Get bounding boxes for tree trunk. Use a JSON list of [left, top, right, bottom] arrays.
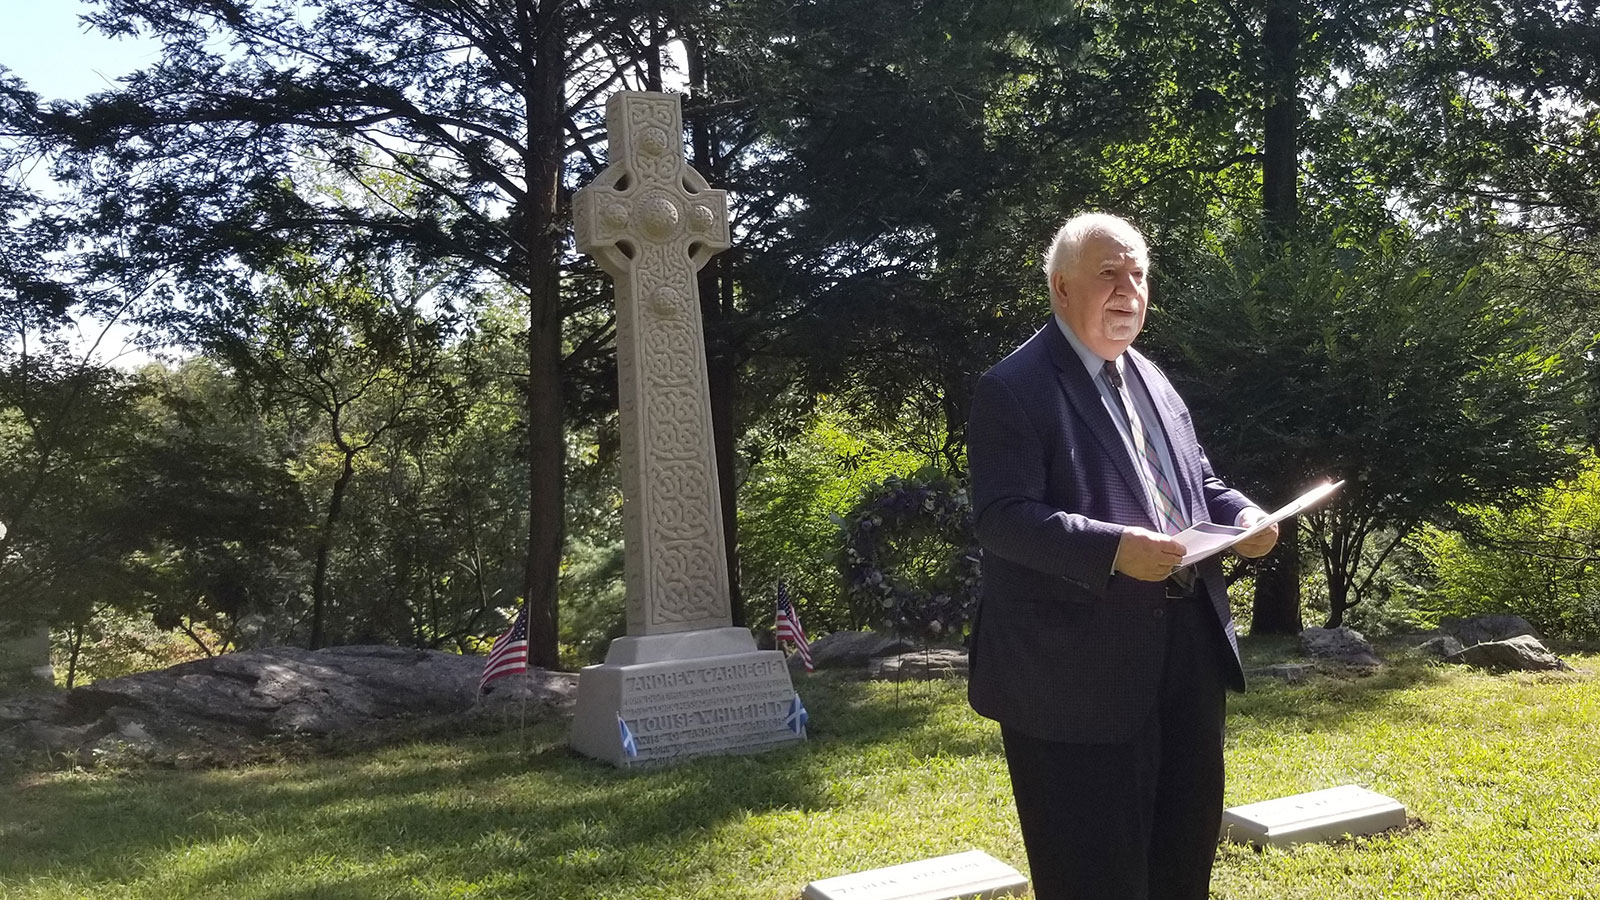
[[941, 369, 974, 473], [1250, 0, 1304, 635], [703, 264, 743, 627], [520, 0, 566, 670], [1250, 517, 1303, 634], [65, 621, 84, 689], [687, 38, 745, 628], [1261, 0, 1300, 238], [309, 448, 356, 649], [1324, 558, 1350, 628]]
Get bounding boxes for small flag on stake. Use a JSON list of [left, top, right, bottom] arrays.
[[775, 580, 813, 672], [618, 714, 639, 759], [479, 604, 529, 693], [786, 692, 808, 737]]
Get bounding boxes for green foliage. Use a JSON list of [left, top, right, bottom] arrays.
[[1417, 454, 1600, 642], [50, 607, 218, 689], [0, 348, 164, 635], [737, 404, 928, 635], [1, 297, 528, 666], [1156, 225, 1580, 627], [557, 537, 626, 667], [3, 0, 1597, 674]]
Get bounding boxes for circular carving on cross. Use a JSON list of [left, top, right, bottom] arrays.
[[638, 195, 680, 241], [601, 202, 630, 230], [651, 286, 685, 318], [689, 204, 716, 234], [638, 126, 671, 158]]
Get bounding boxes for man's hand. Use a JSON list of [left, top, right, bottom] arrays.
[[1233, 508, 1279, 558], [1113, 526, 1186, 581]]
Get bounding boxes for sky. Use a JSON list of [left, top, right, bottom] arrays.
[[2, 2, 166, 368], [0, 1, 161, 101]]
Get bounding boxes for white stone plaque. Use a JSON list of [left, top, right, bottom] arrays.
[[570, 640, 802, 766], [802, 850, 1027, 900], [1221, 784, 1407, 848], [568, 91, 802, 766]]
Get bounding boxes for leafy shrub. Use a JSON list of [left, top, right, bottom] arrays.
[[739, 405, 926, 635], [1416, 454, 1600, 642]]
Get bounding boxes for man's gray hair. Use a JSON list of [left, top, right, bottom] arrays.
[[1043, 213, 1150, 286]]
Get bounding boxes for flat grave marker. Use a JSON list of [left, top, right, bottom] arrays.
[[801, 849, 1027, 900], [1221, 784, 1407, 848]]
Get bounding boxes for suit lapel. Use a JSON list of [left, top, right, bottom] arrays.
[[1125, 349, 1199, 521], [1040, 323, 1153, 526]]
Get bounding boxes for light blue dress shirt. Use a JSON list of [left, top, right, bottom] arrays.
[[1053, 315, 1188, 533]]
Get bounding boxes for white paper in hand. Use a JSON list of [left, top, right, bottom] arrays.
[[1177, 480, 1344, 567]]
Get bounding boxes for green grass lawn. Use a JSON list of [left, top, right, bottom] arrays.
[[2, 643, 1598, 900]]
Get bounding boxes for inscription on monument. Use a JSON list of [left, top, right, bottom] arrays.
[[594, 654, 799, 764]]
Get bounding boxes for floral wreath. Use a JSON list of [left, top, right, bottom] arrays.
[[837, 467, 981, 640]]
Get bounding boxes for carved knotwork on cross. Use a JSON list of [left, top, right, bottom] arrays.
[[574, 91, 733, 635]]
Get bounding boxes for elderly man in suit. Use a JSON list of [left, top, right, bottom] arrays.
[[966, 212, 1278, 900]]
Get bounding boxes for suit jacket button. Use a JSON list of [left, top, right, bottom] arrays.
[[1153, 607, 1165, 619]]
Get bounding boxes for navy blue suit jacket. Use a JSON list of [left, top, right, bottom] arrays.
[[967, 321, 1250, 744]]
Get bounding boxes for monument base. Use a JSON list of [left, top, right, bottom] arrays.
[[570, 627, 804, 767]]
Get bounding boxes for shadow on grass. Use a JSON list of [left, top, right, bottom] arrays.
[[0, 671, 1002, 899], [1230, 635, 1457, 732]]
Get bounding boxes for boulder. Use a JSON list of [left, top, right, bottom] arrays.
[[1444, 634, 1569, 672], [1300, 626, 1383, 667], [1439, 614, 1541, 647], [1415, 635, 1466, 660], [0, 646, 577, 767], [867, 647, 969, 680], [800, 630, 918, 670]]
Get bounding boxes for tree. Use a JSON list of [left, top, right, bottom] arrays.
[[0, 0, 669, 667], [1159, 227, 1579, 627], [201, 255, 459, 648], [705, 0, 1168, 463], [1416, 453, 1600, 642]]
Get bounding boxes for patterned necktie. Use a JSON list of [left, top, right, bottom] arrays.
[[1102, 359, 1189, 536]]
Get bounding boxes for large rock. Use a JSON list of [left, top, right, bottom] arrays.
[[1439, 614, 1541, 647], [801, 630, 918, 670], [867, 647, 968, 681], [1416, 635, 1466, 660], [1444, 634, 1570, 672], [1300, 626, 1383, 667], [0, 646, 576, 767]]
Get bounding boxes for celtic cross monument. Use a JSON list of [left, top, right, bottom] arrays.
[[569, 91, 802, 766]]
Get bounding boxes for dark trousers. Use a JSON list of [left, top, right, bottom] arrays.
[[1000, 596, 1230, 900]]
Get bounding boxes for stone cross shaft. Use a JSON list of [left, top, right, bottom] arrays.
[[574, 91, 733, 636]]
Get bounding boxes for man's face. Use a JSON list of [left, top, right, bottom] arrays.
[[1052, 231, 1149, 360]]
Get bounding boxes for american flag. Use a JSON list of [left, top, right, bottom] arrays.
[[775, 581, 813, 672], [479, 605, 530, 692]]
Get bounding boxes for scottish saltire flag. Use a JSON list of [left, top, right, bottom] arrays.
[[775, 581, 813, 672], [618, 714, 639, 758], [786, 692, 808, 737], [479, 604, 529, 692]]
